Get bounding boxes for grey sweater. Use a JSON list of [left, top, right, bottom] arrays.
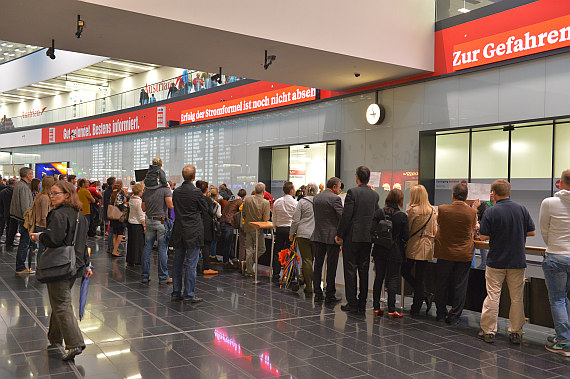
[[290, 196, 315, 239], [10, 180, 33, 221]]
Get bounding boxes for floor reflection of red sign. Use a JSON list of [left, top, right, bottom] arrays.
[[213, 329, 280, 376]]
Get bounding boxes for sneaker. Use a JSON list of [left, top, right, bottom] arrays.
[[547, 335, 557, 344], [159, 278, 173, 285], [478, 330, 495, 343], [388, 311, 403, 318], [203, 269, 218, 275], [15, 269, 28, 275], [141, 278, 151, 283], [545, 342, 570, 357], [183, 297, 203, 304], [374, 309, 384, 316], [509, 333, 522, 345]]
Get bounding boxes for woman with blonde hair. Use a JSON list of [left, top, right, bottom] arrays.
[[402, 184, 437, 316]]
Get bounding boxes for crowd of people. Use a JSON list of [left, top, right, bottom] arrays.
[[0, 161, 569, 360]]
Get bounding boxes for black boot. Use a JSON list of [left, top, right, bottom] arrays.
[[424, 292, 435, 315]]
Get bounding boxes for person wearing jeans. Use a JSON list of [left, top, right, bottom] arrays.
[[141, 219, 169, 283], [141, 184, 173, 284], [169, 165, 208, 303], [539, 169, 570, 356], [12, 167, 34, 274]]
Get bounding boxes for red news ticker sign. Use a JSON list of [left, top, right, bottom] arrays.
[[452, 14, 570, 71], [41, 83, 316, 144]]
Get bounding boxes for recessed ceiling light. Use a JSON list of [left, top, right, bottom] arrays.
[[80, 68, 129, 77], [6, 44, 13, 47], [8, 53, 15, 56], [3, 53, 8, 56], [104, 60, 155, 70], [0, 43, 6, 47]]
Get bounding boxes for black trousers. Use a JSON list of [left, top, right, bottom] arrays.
[[342, 241, 372, 308], [273, 227, 290, 277], [4, 217, 18, 246], [46, 278, 85, 349], [313, 242, 340, 298], [372, 252, 401, 312], [435, 259, 471, 321], [401, 259, 430, 312]]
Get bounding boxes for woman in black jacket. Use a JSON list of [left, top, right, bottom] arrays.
[[196, 181, 217, 275], [30, 181, 92, 361], [372, 189, 409, 318]]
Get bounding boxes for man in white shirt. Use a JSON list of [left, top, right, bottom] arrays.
[[540, 169, 570, 357], [272, 181, 297, 282]]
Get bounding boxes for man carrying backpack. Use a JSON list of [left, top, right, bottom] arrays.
[[434, 183, 477, 325]]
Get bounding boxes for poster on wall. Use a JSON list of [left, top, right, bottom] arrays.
[[369, 172, 381, 188], [467, 183, 491, 201], [35, 162, 68, 179]]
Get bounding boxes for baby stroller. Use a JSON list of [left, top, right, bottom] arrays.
[[278, 237, 300, 292]]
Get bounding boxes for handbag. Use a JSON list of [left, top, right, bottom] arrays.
[[36, 212, 80, 283], [107, 204, 122, 220], [118, 204, 129, 223]]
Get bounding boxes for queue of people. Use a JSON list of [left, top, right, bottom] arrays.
[[1, 162, 568, 359]]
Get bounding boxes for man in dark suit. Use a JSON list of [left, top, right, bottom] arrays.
[[336, 166, 379, 313], [312, 177, 344, 304], [0, 178, 17, 245], [170, 165, 210, 304]]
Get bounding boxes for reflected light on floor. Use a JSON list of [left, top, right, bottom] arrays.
[[96, 348, 130, 359]]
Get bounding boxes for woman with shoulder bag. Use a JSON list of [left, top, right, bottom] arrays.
[[127, 183, 145, 266], [30, 181, 92, 361], [109, 180, 127, 257], [372, 189, 409, 318], [401, 185, 438, 316], [208, 188, 222, 263], [196, 181, 218, 275]]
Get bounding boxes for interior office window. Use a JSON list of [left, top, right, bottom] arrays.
[[510, 124, 553, 248], [434, 131, 469, 205], [554, 121, 570, 179], [471, 127, 508, 182]]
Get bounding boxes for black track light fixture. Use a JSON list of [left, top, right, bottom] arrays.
[[211, 67, 223, 84], [46, 39, 55, 60], [264, 50, 276, 70], [76, 15, 85, 38]]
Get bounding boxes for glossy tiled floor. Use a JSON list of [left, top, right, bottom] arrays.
[[0, 236, 569, 378]]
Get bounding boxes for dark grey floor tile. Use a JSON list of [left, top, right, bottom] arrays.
[[382, 345, 441, 365], [368, 351, 435, 374], [162, 364, 204, 378], [491, 356, 562, 378], [350, 359, 413, 378], [317, 344, 368, 364], [306, 354, 366, 378], [427, 348, 494, 370], [284, 364, 336, 379], [140, 348, 189, 369], [423, 360, 487, 378]]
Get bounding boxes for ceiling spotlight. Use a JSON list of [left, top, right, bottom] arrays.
[[76, 15, 86, 38], [211, 67, 223, 84], [264, 50, 276, 70], [46, 39, 55, 59]]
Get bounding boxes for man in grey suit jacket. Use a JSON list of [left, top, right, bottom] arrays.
[[311, 177, 343, 304], [336, 166, 380, 314]]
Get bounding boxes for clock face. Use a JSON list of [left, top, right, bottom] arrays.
[[366, 103, 383, 125]]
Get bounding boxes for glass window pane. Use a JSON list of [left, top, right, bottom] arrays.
[[510, 124, 553, 248], [471, 128, 508, 180], [554, 122, 570, 178], [435, 132, 469, 179], [511, 125, 553, 179]]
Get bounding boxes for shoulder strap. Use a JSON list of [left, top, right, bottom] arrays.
[[409, 208, 433, 239], [70, 212, 81, 246]]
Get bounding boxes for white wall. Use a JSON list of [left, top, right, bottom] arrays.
[[83, 0, 435, 72], [0, 49, 107, 93]]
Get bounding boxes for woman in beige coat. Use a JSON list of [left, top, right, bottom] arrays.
[[401, 185, 437, 316]]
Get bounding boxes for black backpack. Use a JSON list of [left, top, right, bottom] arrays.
[[371, 210, 395, 249]]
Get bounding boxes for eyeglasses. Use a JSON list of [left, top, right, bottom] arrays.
[[49, 191, 65, 197]]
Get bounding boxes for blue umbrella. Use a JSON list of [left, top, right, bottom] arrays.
[[79, 275, 90, 321]]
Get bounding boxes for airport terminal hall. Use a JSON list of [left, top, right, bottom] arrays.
[[1, 0, 570, 378]]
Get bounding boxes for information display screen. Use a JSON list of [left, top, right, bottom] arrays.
[[35, 162, 68, 179]]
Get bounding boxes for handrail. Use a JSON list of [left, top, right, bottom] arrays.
[[474, 240, 546, 256], [1, 70, 242, 130]]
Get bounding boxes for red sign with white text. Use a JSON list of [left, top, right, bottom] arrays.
[[41, 82, 316, 145], [180, 86, 315, 124], [452, 14, 570, 71]]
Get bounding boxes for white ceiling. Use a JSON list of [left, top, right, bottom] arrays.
[[0, 0, 433, 91]]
